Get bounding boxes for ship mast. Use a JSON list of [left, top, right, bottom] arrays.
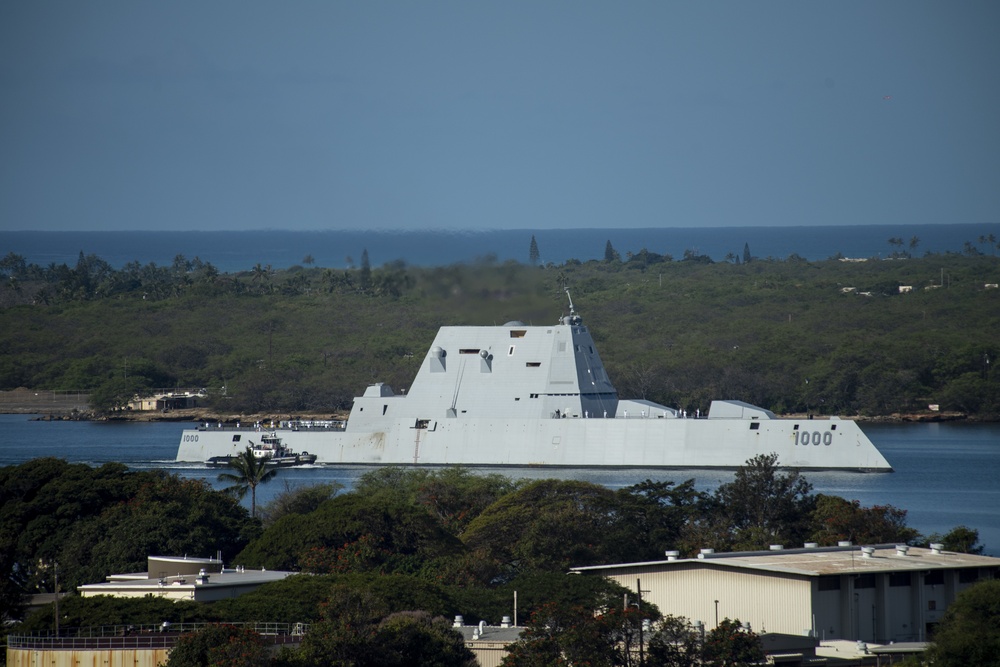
[[563, 288, 581, 326]]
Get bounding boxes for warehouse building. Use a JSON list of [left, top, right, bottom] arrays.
[[570, 543, 1000, 644]]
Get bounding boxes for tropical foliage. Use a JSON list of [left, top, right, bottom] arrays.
[[217, 447, 278, 518], [4, 456, 990, 664], [1, 248, 998, 418]]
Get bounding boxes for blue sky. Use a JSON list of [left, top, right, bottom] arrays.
[[1, 2, 998, 232]]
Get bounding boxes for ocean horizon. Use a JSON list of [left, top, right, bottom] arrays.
[[3, 223, 998, 274]]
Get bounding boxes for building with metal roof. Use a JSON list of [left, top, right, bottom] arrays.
[[77, 555, 294, 602], [570, 542, 1000, 645]]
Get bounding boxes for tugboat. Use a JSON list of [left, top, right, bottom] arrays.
[[206, 432, 317, 467]]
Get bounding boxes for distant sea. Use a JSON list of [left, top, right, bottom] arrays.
[[3, 223, 998, 274]]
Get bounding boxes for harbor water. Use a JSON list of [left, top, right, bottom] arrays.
[[2, 415, 998, 556]]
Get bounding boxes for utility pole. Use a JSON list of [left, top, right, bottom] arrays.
[[53, 561, 60, 637], [636, 578, 645, 667]]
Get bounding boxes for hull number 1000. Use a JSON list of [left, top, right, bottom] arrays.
[[796, 430, 833, 446]]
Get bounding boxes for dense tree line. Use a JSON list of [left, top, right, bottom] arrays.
[[1, 248, 998, 419], [5, 455, 986, 666]]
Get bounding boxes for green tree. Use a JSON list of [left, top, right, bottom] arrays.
[[923, 525, 984, 554], [375, 611, 477, 667], [709, 454, 816, 551], [647, 615, 702, 667], [810, 495, 919, 546], [529, 236, 541, 265], [502, 601, 657, 667], [925, 579, 1000, 667], [19, 595, 214, 634], [298, 585, 475, 667], [605, 240, 620, 262], [257, 482, 342, 528], [460, 480, 626, 583], [700, 618, 765, 667], [218, 447, 279, 518], [165, 624, 270, 667], [360, 248, 372, 291], [0, 460, 253, 615], [235, 492, 462, 572]]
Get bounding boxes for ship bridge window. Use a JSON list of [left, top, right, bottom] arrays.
[[793, 424, 800, 430], [460, 348, 480, 354], [749, 423, 760, 431], [526, 362, 541, 368], [232, 434, 242, 442], [831, 424, 837, 431], [510, 330, 526, 338], [414, 419, 430, 430]]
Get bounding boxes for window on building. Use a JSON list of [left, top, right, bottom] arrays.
[[959, 569, 979, 584], [889, 573, 911, 587], [925, 571, 944, 586], [855, 574, 876, 589], [818, 576, 841, 591], [750, 423, 760, 431], [510, 330, 526, 338]]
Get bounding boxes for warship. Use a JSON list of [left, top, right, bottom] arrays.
[[176, 295, 892, 471]]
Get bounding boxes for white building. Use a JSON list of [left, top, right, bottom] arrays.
[[78, 555, 294, 602], [570, 543, 1000, 644]]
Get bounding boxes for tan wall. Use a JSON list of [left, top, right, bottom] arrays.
[[603, 564, 813, 636], [468, 641, 512, 667], [7, 648, 171, 667]]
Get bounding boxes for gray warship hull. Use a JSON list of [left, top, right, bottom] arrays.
[[176, 306, 892, 472]]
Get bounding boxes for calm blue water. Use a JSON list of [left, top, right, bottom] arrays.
[[2, 416, 998, 555], [4, 224, 999, 273]]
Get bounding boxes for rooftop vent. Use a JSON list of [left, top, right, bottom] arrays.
[[804, 542, 819, 549], [501, 616, 512, 628], [698, 548, 715, 559], [453, 615, 464, 628], [838, 541, 853, 547], [769, 545, 784, 551], [930, 543, 944, 555], [665, 550, 681, 561], [861, 546, 875, 558], [896, 545, 910, 557]]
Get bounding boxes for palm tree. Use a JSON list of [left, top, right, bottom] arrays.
[[217, 446, 278, 518]]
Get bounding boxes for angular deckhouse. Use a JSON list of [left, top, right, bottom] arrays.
[[177, 304, 892, 471]]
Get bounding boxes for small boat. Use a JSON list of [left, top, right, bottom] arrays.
[[205, 432, 317, 467]]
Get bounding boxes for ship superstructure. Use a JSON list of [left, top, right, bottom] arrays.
[[177, 301, 892, 472]]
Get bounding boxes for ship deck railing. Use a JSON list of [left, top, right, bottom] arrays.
[[195, 420, 346, 431]]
